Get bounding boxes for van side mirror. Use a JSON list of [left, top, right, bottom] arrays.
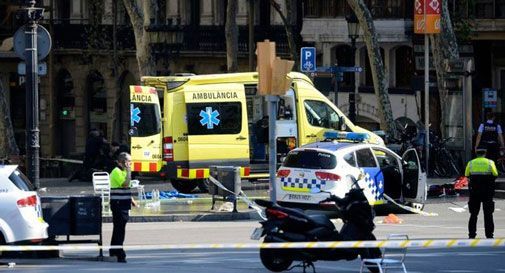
[[339, 116, 347, 131], [128, 127, 138, 136]]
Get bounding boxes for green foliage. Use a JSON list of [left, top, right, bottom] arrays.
[[451, 0, 475, 42]]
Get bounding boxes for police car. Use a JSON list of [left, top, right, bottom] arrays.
[[0, 165, 48, 251], [276, 132, 427, 210]]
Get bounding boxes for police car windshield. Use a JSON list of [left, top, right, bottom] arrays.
[[9, 169, 35, 191], [131, 103, 161, 137], [283, 150, 337, 169]]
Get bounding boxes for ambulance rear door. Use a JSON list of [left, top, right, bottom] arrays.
[[184, 83, 250, 168], [129, 86, 163, 172]]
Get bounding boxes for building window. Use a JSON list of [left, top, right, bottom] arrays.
[[475, 0, 494, 18], [368, 0, 402, 18], [303, 0, 349, 18], [395, 46, 414, 88], [497, 0, 505, 18]]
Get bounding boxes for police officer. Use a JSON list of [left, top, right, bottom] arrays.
[[464, 148, 497, 239], [474, 112, 505, 162], [109, 152, 138, 263]]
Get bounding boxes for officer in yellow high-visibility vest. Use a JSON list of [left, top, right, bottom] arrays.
[[464, 148, 497, 239]]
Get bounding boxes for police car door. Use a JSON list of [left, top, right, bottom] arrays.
[[184, 84, 250, 168], [401, 148, 427, 203], [129, 86, 163, 172], [355, 147, 384, 205]]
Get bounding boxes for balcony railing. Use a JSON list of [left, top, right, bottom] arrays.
[[29, 23, 292, 56], [448, 0, 505, 19], [303, 0, 413, 19]]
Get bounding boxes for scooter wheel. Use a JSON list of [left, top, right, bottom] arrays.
[[259, 248, 293, 272]]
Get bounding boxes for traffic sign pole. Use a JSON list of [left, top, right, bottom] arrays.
[[23, 2, 44, 189]]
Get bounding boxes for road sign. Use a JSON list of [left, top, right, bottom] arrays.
[[483, 88, 497, 108], [414, 0, 441, 34], [300, 47, 316, 72], [13, 25, 52, 61], [316, 66, 363, 73], [17, 62, 47, 76]]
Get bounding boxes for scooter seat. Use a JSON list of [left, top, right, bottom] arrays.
[[308, 214, 335, 230]]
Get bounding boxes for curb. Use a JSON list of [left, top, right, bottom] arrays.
[[102, 211, 263, 223]]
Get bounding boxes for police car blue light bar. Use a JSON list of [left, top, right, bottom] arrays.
[[323, 131, 370, 142]]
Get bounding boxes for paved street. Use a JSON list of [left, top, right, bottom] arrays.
[[2, 198, 505, 272], [3, 248, 505, 273]]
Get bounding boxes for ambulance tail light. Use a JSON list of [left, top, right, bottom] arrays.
[[163, 137, 174, 162], [276, 169, 291, 178], [315, 172, 340, 181]]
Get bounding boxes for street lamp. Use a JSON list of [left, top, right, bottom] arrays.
[[346, 12, 359, 123]]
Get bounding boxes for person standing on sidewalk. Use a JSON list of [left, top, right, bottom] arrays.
[[474, 112, 505, 162], [109, 152, 138, 263], [464, 148, 497, 239]]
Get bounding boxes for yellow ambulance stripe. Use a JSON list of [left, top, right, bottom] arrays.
[[177, 167, 249, 179]]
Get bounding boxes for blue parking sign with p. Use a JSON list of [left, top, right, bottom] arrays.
[[300, 47, 316, 72]]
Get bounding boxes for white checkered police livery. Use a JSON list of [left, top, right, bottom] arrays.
[[280, 177, 327, 191], [276, 132, 427, 210]]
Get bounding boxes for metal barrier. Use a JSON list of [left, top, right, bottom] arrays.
[[208, 166, 241, 212], [41, 195, 103, 257]]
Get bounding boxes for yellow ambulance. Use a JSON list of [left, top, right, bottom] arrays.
[[129, 72, 383, 193]]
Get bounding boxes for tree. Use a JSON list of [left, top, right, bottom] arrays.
[[122, 0, 157, 76], [430, 0, 461, 137], [346, 0, 395, 137], [0, 78, 19, 159], [271, 0, 299, 70], [225, 0, 238, 72]]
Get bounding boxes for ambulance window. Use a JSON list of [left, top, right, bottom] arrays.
[[187, 102, 242, 135], [304, 100, 340, 130], [131, 103, 161, 137], [356, 148, 377, 168]]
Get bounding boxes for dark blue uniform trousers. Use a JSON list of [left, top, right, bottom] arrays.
[[110, 205, 129, 259]]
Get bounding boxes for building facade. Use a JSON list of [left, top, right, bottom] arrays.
[[0, 0, 504, 159]]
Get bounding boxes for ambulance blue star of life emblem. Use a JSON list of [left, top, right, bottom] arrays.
[[199, 107, 220, 129], [130, 104, 141, 127]]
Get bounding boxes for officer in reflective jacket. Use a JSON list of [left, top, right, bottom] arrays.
[[109, 152, 138, 263], [464, 148, 497, 239]]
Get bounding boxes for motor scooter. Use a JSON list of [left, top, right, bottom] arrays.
[[252, 175, 381, 273]]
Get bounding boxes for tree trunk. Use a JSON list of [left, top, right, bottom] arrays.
[[226, 0, 239, 72], [0, 78, 20, 158], [271, 0, 299, 69], [430, 0, 460, 137], [122, 0, 157, 76], [347, 0, 395, 137]]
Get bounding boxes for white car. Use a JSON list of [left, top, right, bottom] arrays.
[[276, 132, 427, 210], [0, 165, 48, 248]]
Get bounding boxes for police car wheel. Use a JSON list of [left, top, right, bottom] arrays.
[[171, 179, 198, 194]]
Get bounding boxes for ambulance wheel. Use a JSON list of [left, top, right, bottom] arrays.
[[197, 179, 209, 193], [0, 232, 5, 258], [171, 179, 198, 193]]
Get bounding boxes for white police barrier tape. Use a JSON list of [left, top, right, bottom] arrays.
[[0, 238, 504, 252], [207, 175, 266, 220], [383, 194, 438, 216]]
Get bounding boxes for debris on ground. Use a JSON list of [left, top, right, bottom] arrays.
[[380, 213, 403, 224]]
